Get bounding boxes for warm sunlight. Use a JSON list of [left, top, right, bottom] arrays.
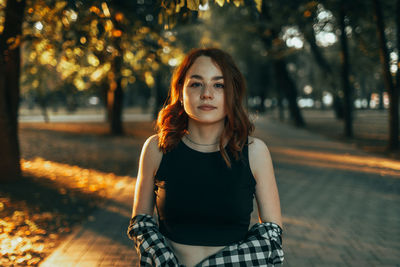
[[273, 147, 400, 178], [21, 157, 134, 197]]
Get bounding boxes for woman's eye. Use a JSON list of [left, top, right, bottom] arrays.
[[190, 82, 202, 88], [215, 83, 224, 88]]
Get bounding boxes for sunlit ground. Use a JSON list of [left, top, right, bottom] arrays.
[[273, 147, 400, 178], [2, 120, 150, 266], [0, 159, 135, 266], [22, 157, 134, 197]]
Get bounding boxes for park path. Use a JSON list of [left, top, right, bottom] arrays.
[[40, 115, 400, 267]]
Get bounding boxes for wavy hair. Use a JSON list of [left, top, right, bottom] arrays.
[[156, 48, 254, 168]]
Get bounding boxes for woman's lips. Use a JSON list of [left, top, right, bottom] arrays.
[[198, 105, 216, 111]]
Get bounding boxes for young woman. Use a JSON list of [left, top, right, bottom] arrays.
[[128, 48, 284, 266]]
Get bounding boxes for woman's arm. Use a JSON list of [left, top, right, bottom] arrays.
[[248, 137, 284, 265], [248, 136, 283, 229], [128, 135, 183, 266], [131, 134, 162, 217]]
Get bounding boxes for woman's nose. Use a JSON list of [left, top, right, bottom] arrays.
[[200, 84, 213, 99]]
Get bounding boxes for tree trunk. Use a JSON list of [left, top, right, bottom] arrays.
[[274, 59, 305, 127], [107, 20, 124, 135], [378, 81, 385, 110], [396, 0, 400, 125], [0, 0, 26, 182], [259, 89, 266, 114], [153, 63, 168, 120], [40, 104, 49, 123], [277, 89, 285, 121], [153, 71, 164, 120], [107, 55, 124, 135], [373, 0, 399, 149], [339, 2, 354, 137]]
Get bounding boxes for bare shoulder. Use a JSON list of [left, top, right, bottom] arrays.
[[248, 136, 270, 156], [141, 134, 163, 177], [143, 134, 162, 153], [247, 136, 273, 180]]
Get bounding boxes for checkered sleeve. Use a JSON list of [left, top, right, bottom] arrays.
[[246, 222, 284, 265], [127, 214, 183, 267], [197, 222, 284, 266]]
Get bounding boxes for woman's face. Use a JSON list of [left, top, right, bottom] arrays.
[[182, 56, 227, 124]]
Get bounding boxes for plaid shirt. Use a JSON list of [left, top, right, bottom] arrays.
[[127, 214, 284, 266]]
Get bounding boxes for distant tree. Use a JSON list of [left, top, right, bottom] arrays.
[[397, 0, 400, 127], [373, 0, 399, 149], [297, 2, 344, 116], [257, 0, 305, 127], [337, 0, 354, 137]]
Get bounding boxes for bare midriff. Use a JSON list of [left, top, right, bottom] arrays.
[[167, 238, 225, 267]]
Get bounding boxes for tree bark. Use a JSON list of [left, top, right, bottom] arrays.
[[378, 81, 385, 110], [396, 0, 400, 124], [338, 2, 354, 137], [273, 59, 305, 127], [107, 55, 124, 135], [276, 84, 285, 121], [0, 0, 26, 182], [152, 71, 163, 120], [373, 0, 399, 149], [107, 19, 124, 135]]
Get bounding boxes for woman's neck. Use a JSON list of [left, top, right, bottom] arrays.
[[185, 119, 226, 146]]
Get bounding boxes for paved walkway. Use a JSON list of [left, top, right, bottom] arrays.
[[40, 115, 400, 267]]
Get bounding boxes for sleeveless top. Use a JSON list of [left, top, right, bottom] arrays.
[[154, 137, 257, 246]]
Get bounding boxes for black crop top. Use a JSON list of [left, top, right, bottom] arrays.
[[154, 137, 256, 246]]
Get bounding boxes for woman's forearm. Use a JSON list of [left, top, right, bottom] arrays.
[[127, 214, 183, 267]]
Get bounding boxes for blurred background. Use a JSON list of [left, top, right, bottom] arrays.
[[1, 0, 399, 144], [1, 0, 400, 266], [2, 0, 397, 128]]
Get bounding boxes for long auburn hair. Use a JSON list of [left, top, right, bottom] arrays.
[[156, 47, 254, 168]]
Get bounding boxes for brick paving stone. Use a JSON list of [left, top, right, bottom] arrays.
[[39, 115, 400, 266]]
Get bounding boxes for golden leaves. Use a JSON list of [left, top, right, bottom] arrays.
[[55, 1, 68, 11], [6, 35, 21, 50], [101, 2, 111, 17], [254, 0, 262, 13], [115, 12, 124, 22], [187, 0, 200, 10], [104, 20, 113, 32], [215, 0, 225, 7], [90, 6, 102, 15], [0, 209, 53, 266], [175, 0, 185, 12], [144, 71, 155, 87], [112, 29, 122, 37]]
